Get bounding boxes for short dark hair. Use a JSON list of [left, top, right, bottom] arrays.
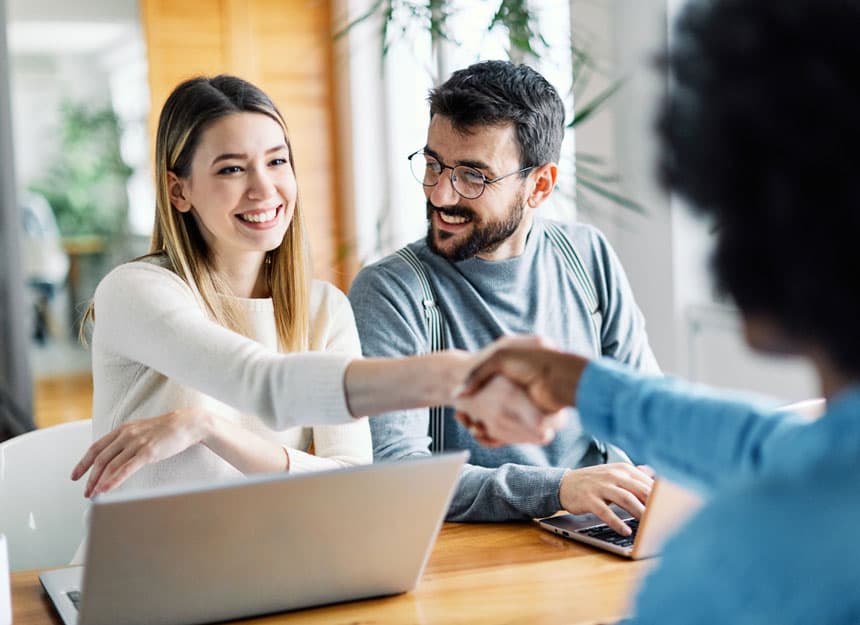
[[429, 60, 565, 170], [658, 0, 860, 373]]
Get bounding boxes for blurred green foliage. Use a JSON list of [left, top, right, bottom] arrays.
[[29, 101, 132, 237]]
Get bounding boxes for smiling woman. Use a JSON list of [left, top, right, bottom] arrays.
[[76, 75, 374, 495], [71, 75, 556, 502]]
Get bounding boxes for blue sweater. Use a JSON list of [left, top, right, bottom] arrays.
[[579, 358, 860, 624], [348, 217, 659, 521]]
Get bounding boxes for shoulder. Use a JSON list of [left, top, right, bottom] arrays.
[[541, 218, 613, 257], [348, 241, 429, 304], [310, 280, 352, 316], [95, 258, 194, 305]]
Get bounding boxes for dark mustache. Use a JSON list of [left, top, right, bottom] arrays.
[[426, 200, 476, 221]]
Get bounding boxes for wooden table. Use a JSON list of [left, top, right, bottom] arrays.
[[11, 522, 656, 625]]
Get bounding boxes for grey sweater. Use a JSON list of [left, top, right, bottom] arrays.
[[348, 217, 660, 521]]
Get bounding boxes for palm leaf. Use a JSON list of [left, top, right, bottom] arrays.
[[569, 79, 624, 128], [575, 172, 647, 215]]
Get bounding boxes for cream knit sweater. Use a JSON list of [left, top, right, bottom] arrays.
[[90, 258, 372, 493]]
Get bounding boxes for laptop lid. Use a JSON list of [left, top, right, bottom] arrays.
[[537, 478, 703, 559], [42, 451, 467, 625]]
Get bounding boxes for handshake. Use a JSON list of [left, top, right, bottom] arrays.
[[453, 336, 590, 448]]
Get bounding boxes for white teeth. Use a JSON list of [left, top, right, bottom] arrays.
[[439, 212, 468, 225], [239, 209, 277, 223]]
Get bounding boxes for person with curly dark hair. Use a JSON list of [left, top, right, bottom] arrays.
[[455, 0, 860, 622]]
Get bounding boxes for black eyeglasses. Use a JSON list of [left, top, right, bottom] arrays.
[[407, 150, 535, 200]]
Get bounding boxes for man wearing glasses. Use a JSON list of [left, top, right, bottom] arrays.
[[349, 60, 659, 530]]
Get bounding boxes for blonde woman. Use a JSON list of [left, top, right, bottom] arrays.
[[71, 75, 558, 498]]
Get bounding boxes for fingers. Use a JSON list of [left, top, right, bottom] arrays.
[[457, 376, 548, 445], [91, 447, 149, 496], [459, 355, 507, 398], [71, 429, 122, 481], [604, 486, 646, 520], [84, 427, 144, 497], [637, 464, 656, 479], [560, 465, 655, 535], [616, 465, 654, 507], [455, 412, 506, 448], [589, 500, 634, 537]]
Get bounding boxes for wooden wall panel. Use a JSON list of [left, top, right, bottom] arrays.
[[139, 0, 348, 286]]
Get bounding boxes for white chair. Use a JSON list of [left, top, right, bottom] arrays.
[[0, 420, 91, 571]]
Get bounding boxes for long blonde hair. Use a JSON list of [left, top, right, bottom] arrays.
[[86, 75, 310, 352]]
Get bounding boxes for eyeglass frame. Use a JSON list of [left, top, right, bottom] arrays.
[[407, 149, 536, 200]]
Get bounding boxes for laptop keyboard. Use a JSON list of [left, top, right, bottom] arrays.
[[67, 590, 82, 610], [577, 518, 639, 548]]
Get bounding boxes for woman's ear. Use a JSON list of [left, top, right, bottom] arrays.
[[167, 172, 192, 213], [526, 162, 558, 209]]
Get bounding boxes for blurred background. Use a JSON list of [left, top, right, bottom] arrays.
[[0, 0, 817, 439]]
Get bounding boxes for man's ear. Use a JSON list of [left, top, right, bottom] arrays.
[[526, 162, 558, 209], [167, 171, 192, 213]]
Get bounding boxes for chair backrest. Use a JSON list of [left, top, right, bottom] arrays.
[[0, 420, 91, 571]]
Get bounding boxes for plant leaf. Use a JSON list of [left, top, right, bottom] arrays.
[[569, 78, 624, 128], [332, 0, 386, 41], [575, 172, 647, 214]]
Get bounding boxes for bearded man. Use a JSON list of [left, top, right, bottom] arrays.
[[348, 60, 660, 524]]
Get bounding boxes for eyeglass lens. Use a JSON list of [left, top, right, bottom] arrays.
[[409, 153, 485, 199]]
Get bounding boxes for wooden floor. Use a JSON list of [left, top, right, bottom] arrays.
[[34, 372, 93, 428]]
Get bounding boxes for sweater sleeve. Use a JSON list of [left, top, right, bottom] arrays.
[[290, 284, 372, 472], [627, 467, 860, 625], [577, 358, 801, 492], [93, 263, 354, 430], [349, 260, 567, 521]]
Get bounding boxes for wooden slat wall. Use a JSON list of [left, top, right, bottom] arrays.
[[139, 0, 349, 286]]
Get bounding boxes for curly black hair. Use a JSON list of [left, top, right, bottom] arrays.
[[658, 0, 860, 374], [429, 60, 565, 171]]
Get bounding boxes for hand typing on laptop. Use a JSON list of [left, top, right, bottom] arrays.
[[558, 464, 653, 536]]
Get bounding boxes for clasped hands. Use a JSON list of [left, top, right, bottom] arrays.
[[453, 335, 585, 447]]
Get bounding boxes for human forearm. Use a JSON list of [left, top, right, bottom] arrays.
[[578, 359, 793, 490], [461, 338, 588, 414], [284, 447, 369, 473], [201, 412, 288, 474], [344, 351, 472, 417], [445, 463, 567, 522], [95, 265, 354, 430], [73, 408, 288, 496]]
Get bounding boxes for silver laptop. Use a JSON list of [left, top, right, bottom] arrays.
[[40, 451, 468, 625], [538, 478, 704, 559]]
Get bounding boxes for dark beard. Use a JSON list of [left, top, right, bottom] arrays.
[[425, 194, 524, 261]]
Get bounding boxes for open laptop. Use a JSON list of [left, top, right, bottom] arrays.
[[41, 451, 468, 625], [538, 478, 704, 559]]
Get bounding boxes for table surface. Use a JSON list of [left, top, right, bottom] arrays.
[[11, 521, 656, 625]]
